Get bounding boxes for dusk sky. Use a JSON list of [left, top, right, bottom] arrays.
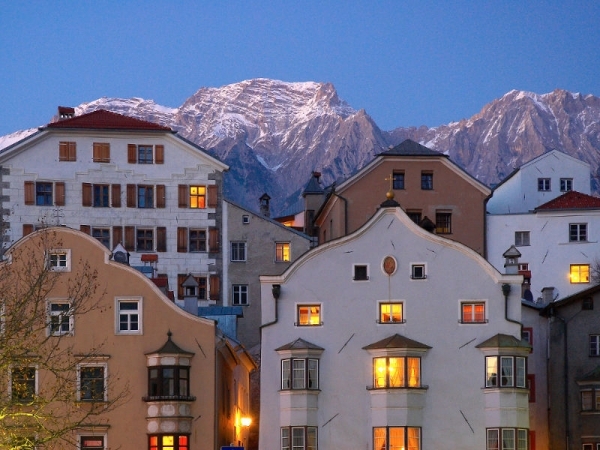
[[1, 1, 599, 136]]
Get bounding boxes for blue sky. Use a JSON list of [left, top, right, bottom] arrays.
[[1, 1, 599, 136]]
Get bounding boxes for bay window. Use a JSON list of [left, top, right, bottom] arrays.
[[485, 356, 526, 388]]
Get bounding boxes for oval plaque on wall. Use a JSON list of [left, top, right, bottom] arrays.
[[383, 256, 396, 275]]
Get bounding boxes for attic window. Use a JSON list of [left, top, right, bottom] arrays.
[[353, 264, 369, 281], [582, 298, 594, 311], [242, 215, 250, 224]]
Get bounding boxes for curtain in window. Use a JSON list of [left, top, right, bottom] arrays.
[[388, 357, 404, 387], [407, 428, 420, 450], [373, 427, 386, 450], [389, 427, 404, 450], [502, 429, 515, 450], [487, 429, 499, 450], [407, 358, 420, 387]]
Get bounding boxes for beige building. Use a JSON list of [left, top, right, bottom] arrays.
[[0, 227, 255, 449], [313, 139, 491, 255]]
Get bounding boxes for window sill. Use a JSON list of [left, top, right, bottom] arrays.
[[366, 385, 428, 391], [410, 276, 427, 280], [352, 278, 370, 281], [459, 319, 488, 324], [295, 323, 323, 327], [143, 395, 197, 402], [377, 320, 405, 324]]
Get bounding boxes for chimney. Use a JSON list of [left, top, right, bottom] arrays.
[[540, 287, 556, 306], [502, 245, 521, 275], [57, 106, 75, 121], [259, 193, 271, 218]]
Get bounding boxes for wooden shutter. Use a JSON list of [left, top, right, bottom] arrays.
[[113, 226, 123, 246], [124, 226, 135, 251], [155, 145, 164, 164], [59, 141, 76, 161], [208, 227, 219, 253], [93, 143, 110, 162], [80, 225, 91, 234], [177, 227, 188, 252], [111, 184, 121, 207], [177, 274, 187, 300], [127, 144, 137, 163], [24, 181, 35, 205], [209, 275, 220, 300], [55, 182, 65, 206], [22, 224, 34, 236], [82, 183, 92, 206], [208, 185, 218, 208], [156, 185, 166, 208], [178, 185, 188, 208], [126, 184, 136, 207], [157, 227, 167, 252]]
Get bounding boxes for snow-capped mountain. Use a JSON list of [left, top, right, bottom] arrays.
[[3, 80, 600, 216]]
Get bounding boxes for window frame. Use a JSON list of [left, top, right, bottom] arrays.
[[115, 297, 142, 335], [147, 366, 191, 400], [410, 263, 427, 280], [281, 358, 319, 390], [296, 304, 322, 327], [79, 434, 106, 450], [47, 299, 73, 336], [373, 426, 421, 450], [353, 264, 369, 281], [232, 284, 249, 306], [10, 366, 38, 402], [485, 355, 527, 388], [230, 242, 247, 262], [378, 302, 404, 324], [59, 141, 77, 161], [514, 231, 530, 247], [92, 227, 111, 249], [189, 229, 207, 252], [372, 356, 421, 388], [137, 185, 155, 209], [435, 211, 452, 234], [47, 249, 71, 272], [189, 186, 206, 209], [392, 171, 405, 190], [421, 171, 433, 190], [570, 264, 590, 284], [276, 242, 291, 262], [149, 434, 190, 450], [36, 181, 54, 206], [92, 142, 110, 163], [138, 145, 154, 164], [569, 223, 588, 242], [560, 178, 573, 192], [93, 184, 110, 207], [590, 335, 600, 357], [136, 228, 154, 252], [486, 428, 528, 450], [460, 301, 486, 324], [280, 427, 317, 450], [78, 363, 107, 402], [537, 178, 551, 191]]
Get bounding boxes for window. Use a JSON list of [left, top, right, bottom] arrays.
[[231, 242, 247, 262], [59, 141, 76, 161], [281, 358, 319, 390], [116, 299, 141, 334], [583, 298, 594, 310], [47, 249, 71, 272], [149, 435, 189, 450], [461, 302, 486, 323], [392, 171, 405, 190], [189, 186, 206, 208], [48, 301, 72, 335], [353, 264, 369, 281], [92, 142, 110, 163], [515, 231, 530, 246], [232, 285, 248, 306], [11, 367, 36, 402], [560, 178, 573, 192], [373, 356, 421, 388], [138, 145, 154, 164], [581, 388, 600, 411], [297, 305, 321, 326], [92, 227, 111, 249], [80, 435, 105, 449], [36, 182, 53, 205], [137, 185, 154, 208], [379, 303, 403, 323], [79, 364, 106, 401], [570, 223, 587, 242], [435, 211, 452, 234], [136, 228, 154, 252], [189, 229, 207, 252], [411, 264, 426, 279], [148, 366, 191, 399], [590, 335, 600, 356], [421, 172, 433, 190], [538, 178, 551, 191], [93, 184, 110, 207], [407, 210, 422, 224], [242, 215, 250, 224], [374, 427, 420, 450], [280, 427, 317, 450], [486, 429, 528, 450], [276, 243, 291, 262], [485, 356, 527, 388], [570, 264, 590, 284], [521, 328, 533, 347]]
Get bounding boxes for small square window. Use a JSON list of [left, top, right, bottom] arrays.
[[421, 172, 433, 190], [189, 186, 206, 209], [569, 223, 587, 242], [138, 145, 153, 164], [392, 171, 405, 190], [297, 305, 321, 326], [48, 301, 73, 336], [92, 227, 111, 249], [515, 231, 530, 246], [136, 228, 154, 252], [232, 284, 248, 306], [353, 264, 369, 281], [379, 303, 403, 323], [116, 298, 142, 334], [461, 302, 486, 323], [276, 243, 291, 262], [189, 229, 207, 252], [47, 249, 71, 272], [242, 215, 250, 224], [538, 178, 551, 191], [521, 328, 533, 346], [411, 264, 426, 279], [560, 178, 573, 192], [570, 264, 590, 284]]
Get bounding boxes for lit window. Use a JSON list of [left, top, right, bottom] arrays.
[[80, 435, 105, 449], [137, 185, 154, 208], [232, 284, 248, 306], [147, 366, 191, 399], [421, 172, 433, 190], [515, 231, 530, 246], [136, 228, 154, 251], [281, 358, 319, 390], [486, 429, 528, 450], [485, 356, 526, 388], [374, 427, 420, 450], [560, 178, 573, 192], [379, 303, 403, 323], [92, 227, 111, 249], [353, 264, 369, 281], [569, 223, 587, 242], [116, 298, 142, 334], [93, 184, 110, 207], [231, 242, 247, 262], [47, 249, 71, 272], [590, 335, 600, 356], [189, 229, 207, 252], [11, 367, 36, 402], [393, 171, 405, 190], [373, 356, 421, 388], [276, 243, 291, 262], [461, 302, 486, 323], [411, 264, 426, 279], [538, 178, 550, 191], [36, 182, 53, 205], [297, 305, 321, 326], [48, 301, 72, 336], [280, 427, 317, 450], [189, 186, 206, 209], [78, 364, 106, 401], [149, 434, 189, 450], [435, 211, 452, 234], [570, 264, 590, 283], [138, 145, 153, 164]]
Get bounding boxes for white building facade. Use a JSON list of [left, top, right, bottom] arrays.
[[259, 202, 529, 450]]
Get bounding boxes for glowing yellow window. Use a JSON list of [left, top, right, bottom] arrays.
[[462, 302, 485, 323], [276, 242, 291, 262], [379, 303, 403, 323], [373, 356, 420, 388], [189, 186, 206, 209], [297, 305, 321, 326], [570, 264, 590, 283]]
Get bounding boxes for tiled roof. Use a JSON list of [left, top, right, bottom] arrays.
[[45, 109, 172, 131], [146, 331, 194, 356], [476, 333, 531, 350], [377, 139, 447, 157], [535, 191, 600, 211], [362, 333, 431, 350], [275, 338, 324, 351]]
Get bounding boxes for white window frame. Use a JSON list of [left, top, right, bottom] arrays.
[[410, 263, 427, 279], [232, 284, 249, 306], [378, 302, 404, 324], [115, 297, 143, 335], [560, 178, 573, 192], [77, 362, 108, 402], [537, 178, 551, 191], [296, 304, 322, 326], [275, 242, 291, 262], [47, 249, 71, 272], [230, 242, 247, 262], [460, 301, 487, 323], [47, 299, 73, 336], [514, 231, 530, 246], [569, 223, 588, 242], [281, 357, 319, 390], [485, 356, 527, 388], [242, 214, 250, 224]]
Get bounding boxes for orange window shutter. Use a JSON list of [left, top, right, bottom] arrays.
[[111, 184, 121, 207], [113, 226, 123, 246], [155, 145, 164, 164], [177, 227, 188, 252], [156, 185, 166, 208], [55, 182, 65, 206], [82, 183, 92, 206], [177, 274, 187, 300], [22, 224, 34, 236], [124, 226, 135, 251], [24, 181, 35, 205], [102, 143, 110, 162], [127, 144, 137, 163], [157, 227, 167, 252], [126, 184, 136, 207], [208, 185, 218, 208], [59, 142, 68, 161], [178, 185, 188, 208], [209, 227, 219, 252], [209, 274, 220, 299], [80, 225, 91, 234], [93, 143, 100, 162]]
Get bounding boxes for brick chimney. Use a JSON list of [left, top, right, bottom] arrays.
[[57, 106, 75, 121]]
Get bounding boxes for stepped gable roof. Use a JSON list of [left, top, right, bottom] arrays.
[[362, 333, 431, 350], [45, 109, 173, 132], [535, 190, 600, 211], [146, 331, 194, 356], [275, 338, 324, 351], [377, 139, 448, 157]]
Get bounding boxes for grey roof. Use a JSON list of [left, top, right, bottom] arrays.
[[377, 139, 448, 157], [198, 306, 244, 317], [303, 175, 324, 196], [475, 333, 531, 350], [362, 333, 431, 350], [275, 337, 324, 351], [146, 331, 194, 356]]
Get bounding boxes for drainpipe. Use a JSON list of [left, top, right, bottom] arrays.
[[259, 284, 281, 331], [333, 192, 348, 236], [501, 283, 522, 329]]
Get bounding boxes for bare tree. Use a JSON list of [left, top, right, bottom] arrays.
[[0, 228, 129, 449]]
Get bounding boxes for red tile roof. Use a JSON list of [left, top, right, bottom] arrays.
[[535, 191, 600, 211], [46, 109, 172, 131]]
